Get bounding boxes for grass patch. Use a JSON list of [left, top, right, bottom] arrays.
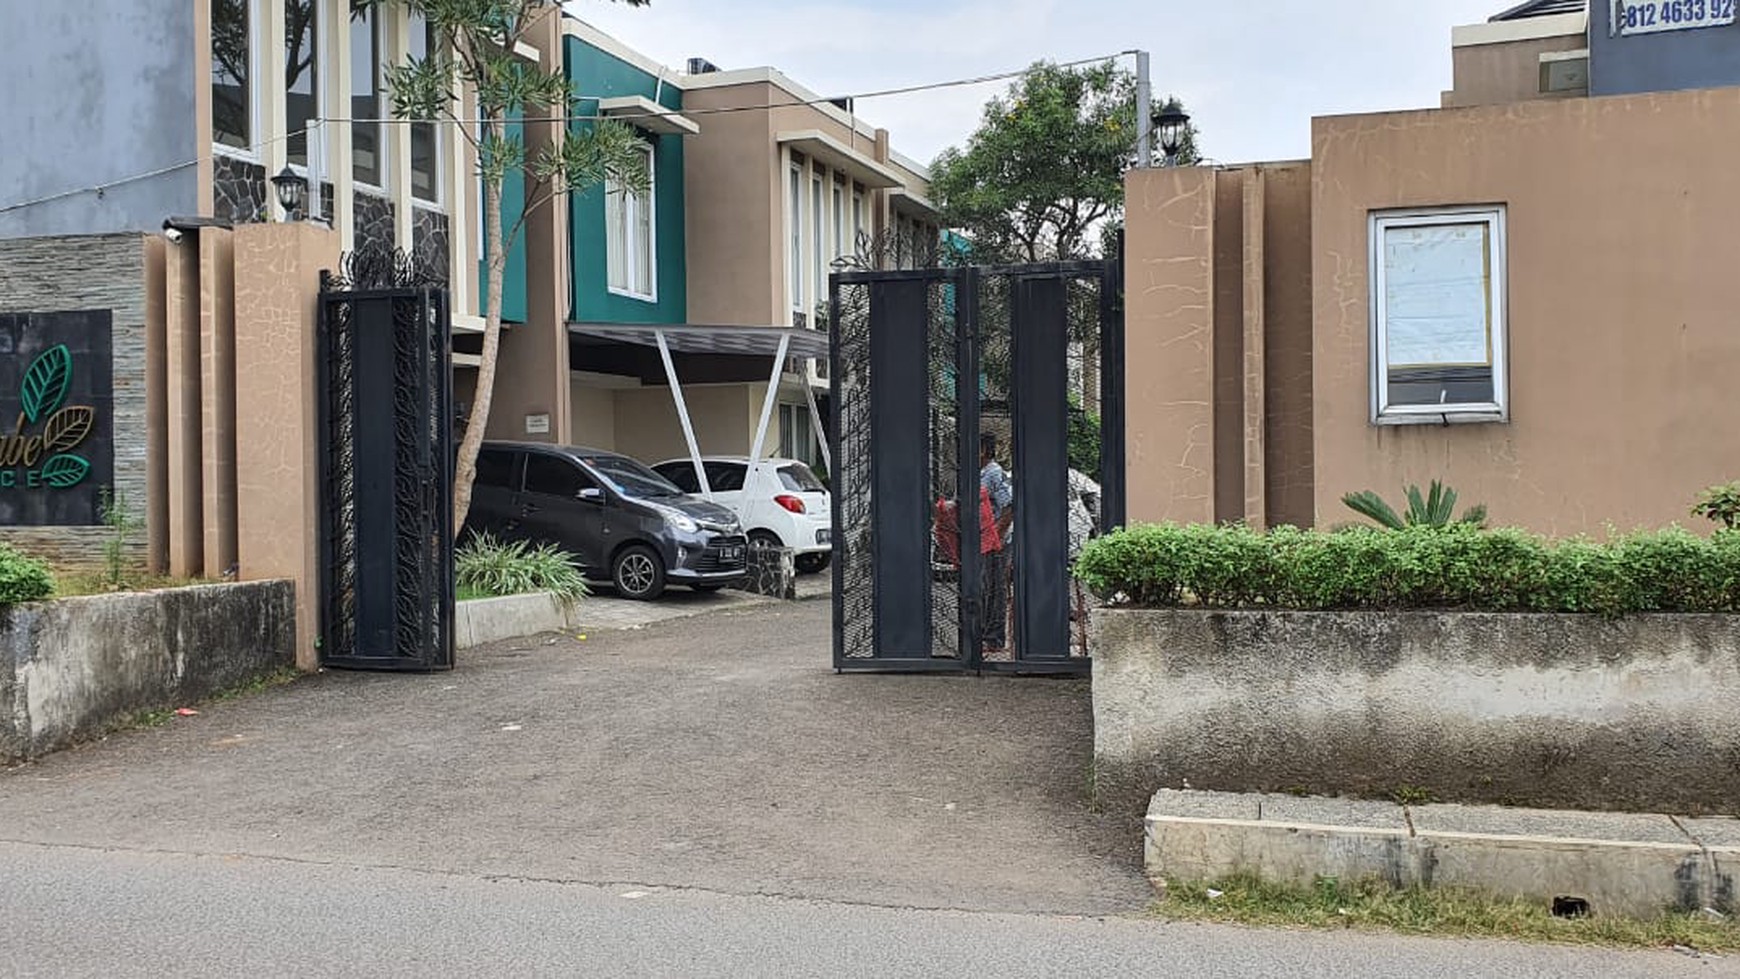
[[126, 708, 175, 729], [456, 585, 491, 602], [52, 573, 213, 598], [209, 666, 300, 702], [1154, 873, 1739, 952]]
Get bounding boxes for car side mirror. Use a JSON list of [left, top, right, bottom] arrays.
[[578, 487, 604, 503]]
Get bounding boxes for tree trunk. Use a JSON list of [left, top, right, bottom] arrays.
[[451, 148, 507, 537]]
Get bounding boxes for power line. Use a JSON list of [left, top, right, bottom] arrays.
[[0, 51, 1138, 217]]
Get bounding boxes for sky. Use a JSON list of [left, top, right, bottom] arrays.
[[567, 0, 1508, 168]]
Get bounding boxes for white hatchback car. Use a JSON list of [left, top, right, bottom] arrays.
[[652, 456, 833, 573]]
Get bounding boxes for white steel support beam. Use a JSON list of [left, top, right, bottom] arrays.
[[747, 334, 792, 486], [802, 376, 831, 474], [655, 330, 712, 498]]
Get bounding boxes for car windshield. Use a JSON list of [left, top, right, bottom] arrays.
[[584, 455, 684, 498], [778, 463, 826, 493]]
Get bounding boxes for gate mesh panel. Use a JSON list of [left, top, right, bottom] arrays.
[[926, 279, 961, 660], [834, 279, 875, 659], [976, 274, 1014, 662]]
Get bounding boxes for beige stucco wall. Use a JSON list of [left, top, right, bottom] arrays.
[[1124, 168, 1216, 525], [1312, 88, 1740, 536], [682, 83, 781, 326], [1444, 35, 1585, 108], [611, 383, 759, 463], [1123, 163, 1315, 529], [568, 379, 618, 451], [232, 222, 340, 670]]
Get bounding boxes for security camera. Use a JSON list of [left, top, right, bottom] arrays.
[[162, 226, 183, 243]]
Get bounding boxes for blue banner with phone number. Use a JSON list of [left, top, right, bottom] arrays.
[[1615, 0, 1737, 34]]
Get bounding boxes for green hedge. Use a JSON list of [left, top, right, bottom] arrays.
[[0, 543, 55, 606], [1074, 523, 1740, 615]]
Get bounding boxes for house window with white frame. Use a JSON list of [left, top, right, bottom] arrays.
[[350, 3, 385, 186], [408, 9, 441, 203], [811, 172, 825, 318], [285, 0, 319, 167], [789, 160, 804, 314], [1370, 206, 1508, 423], [605, 141, 656, 300], [211, 0, 253, 151]]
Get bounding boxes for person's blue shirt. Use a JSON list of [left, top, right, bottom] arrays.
[[980, 460, 1013, 517]]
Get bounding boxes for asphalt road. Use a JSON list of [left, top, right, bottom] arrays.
[[0, 601, 1718, 976], [1, 842, 1717, 979]]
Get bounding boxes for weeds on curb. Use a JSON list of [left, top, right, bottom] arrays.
[[1154, 873, 1739, 953]]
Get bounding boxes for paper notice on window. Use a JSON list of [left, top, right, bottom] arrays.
[[1382, 223, 1491, 368]]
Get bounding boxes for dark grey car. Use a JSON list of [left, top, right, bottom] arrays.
[[461, 442, 748, 600]]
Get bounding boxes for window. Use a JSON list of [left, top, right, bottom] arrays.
[[788, 162, 804, 311], [852, 190, 864, 251], [811, 174, 825, 314], [779, 403, 816, 465], [605, 142, 655, 300], [285, 0, 319, 167], [474, 449, 521, 490], [1370, 206, 1508, 423], [705, 462, 747, 492], [832, 183, 845, 261], [211, 0, 252, 150], [777, 463, 825, 493], [524, 454, 595, 498], [350, 4, 384, 186], [409, 11, 440, 202], [657, 462, 701, 494]]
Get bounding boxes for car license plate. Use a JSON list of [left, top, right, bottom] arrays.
[[817, 530, 831, 545]]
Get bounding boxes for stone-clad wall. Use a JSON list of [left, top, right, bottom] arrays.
[[0, 234, 151, 569]]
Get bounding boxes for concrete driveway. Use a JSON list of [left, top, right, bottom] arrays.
[[0, 598, 1148, 916]]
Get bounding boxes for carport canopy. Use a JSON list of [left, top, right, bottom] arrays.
[[567, 323, 832, 498]]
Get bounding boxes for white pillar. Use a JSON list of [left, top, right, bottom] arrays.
[[656, 331, 712, 498]]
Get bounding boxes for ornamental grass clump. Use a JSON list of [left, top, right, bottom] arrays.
[[455, 533, 588, 603]]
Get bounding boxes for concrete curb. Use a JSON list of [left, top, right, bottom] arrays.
[[1145, 789, 1739, 919], [455, 593, 578, 649]]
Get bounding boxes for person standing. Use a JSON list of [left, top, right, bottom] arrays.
[[979, 433, 1014, 652]]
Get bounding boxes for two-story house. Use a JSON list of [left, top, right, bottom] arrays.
[[475, 16, 940, 473]]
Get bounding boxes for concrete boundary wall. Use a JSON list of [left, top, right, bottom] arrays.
[[1092, 608, 1740, 816], [1, 580, 295, 763]]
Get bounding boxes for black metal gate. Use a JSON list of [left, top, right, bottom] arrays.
[[829, 258, 1124, 673], [316, 271, 455, 671]]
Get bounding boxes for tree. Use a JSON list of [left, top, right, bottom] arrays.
[[373, 0, 651, 534], [929, 61, 1199, 264]]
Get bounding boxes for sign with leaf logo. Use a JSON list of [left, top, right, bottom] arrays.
[[0, 311, 114, 526], [1, 344, 96, 487]]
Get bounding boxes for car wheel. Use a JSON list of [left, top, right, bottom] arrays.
[[747, 530, 784, 551], [612, 544, 665, 601], [796, 553, 831, 574]]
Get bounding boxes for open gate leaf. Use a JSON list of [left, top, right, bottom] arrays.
[[20, 344, 73, 424], [40, 453, 90, 488], [41, 406, 94, 452]]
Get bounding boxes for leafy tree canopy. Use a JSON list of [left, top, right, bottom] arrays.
[[930, 61, 1199, 263]]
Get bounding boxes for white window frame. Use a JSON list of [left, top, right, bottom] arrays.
[[351, 2, 388, 191], [1369, 205, 1508, 425], [810, 171, 825, 319], [283, 0, 322, 171], [212, 0, 263, 160], [605, 141, 657, 303], [408, 8, 446, 207], [788, 160, 804, 313]]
